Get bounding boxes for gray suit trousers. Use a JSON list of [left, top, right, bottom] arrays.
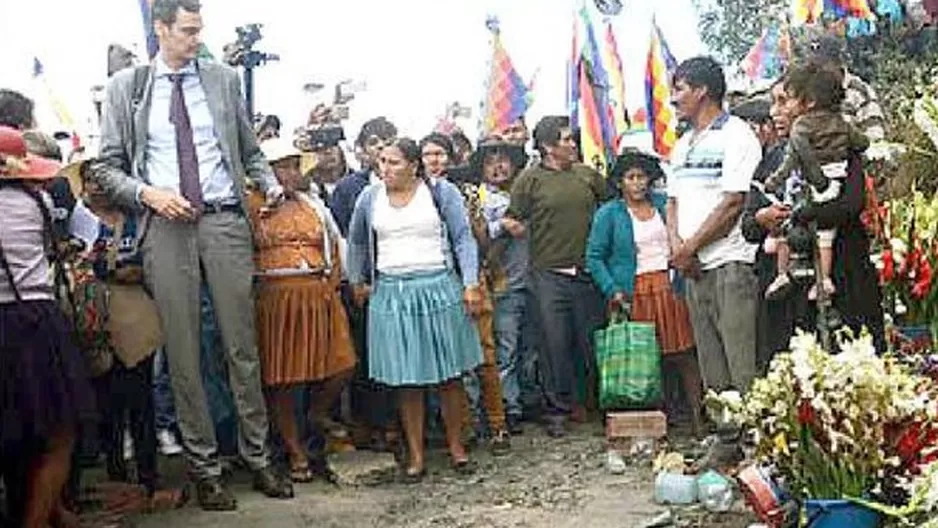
[[142, 211, 269, 479]]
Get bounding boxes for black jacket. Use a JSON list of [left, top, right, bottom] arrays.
[[741, 142, 885, 360]]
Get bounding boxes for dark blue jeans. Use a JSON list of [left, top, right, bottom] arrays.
[[152, 348, 176, 431], [493, 288, 532, 419], [529, 270, 604, 418]]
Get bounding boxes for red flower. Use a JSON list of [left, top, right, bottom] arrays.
[[892, 420, 938, 472], [897, 422, 924, 463], [798, 400, 816, 427], [913, 258, 933, 299], [881, 249, 896, 283]]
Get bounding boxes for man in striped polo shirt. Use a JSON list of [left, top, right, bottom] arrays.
[[666, 57, 763, 395]]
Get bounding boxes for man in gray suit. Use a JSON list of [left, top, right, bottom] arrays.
[[95, 0, 293, 510]]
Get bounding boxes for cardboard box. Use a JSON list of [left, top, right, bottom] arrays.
[[605, 410, 667, 439]]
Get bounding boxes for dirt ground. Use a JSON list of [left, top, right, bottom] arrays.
[[118, 421, 756, 528]]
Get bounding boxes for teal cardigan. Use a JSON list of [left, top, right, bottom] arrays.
[[585, 192, 684, 299]]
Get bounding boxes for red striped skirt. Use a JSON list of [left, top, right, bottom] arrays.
[[631, 271, 695, 355]]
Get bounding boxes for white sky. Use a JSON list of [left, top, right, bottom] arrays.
[[0, 0, 705, 143]]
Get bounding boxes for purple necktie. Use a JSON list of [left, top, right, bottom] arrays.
[[168, 73, 203, 211]]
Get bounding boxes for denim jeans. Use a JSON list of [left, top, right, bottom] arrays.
[[152, 348, 177, 431], [493, 289, 528, 418]]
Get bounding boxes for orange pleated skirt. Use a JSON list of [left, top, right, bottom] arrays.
[[256, 275, 356, 387], [631, 271, 695, 355]]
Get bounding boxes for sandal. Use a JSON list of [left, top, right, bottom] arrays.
[[290, 463, 315, 483], [147, 488, 188, 512], [452, 457, 476, 475], [400, 466, 426, 484]]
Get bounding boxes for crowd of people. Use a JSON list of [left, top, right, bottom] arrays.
[[0, 0, 892, 526]]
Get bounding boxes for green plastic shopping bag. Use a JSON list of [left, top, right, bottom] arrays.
[[594, 311, 662, 409]]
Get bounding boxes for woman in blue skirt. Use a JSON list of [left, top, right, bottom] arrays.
[[347, 137, 483, 481]]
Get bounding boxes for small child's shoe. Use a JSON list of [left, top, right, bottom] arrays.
[[765, 273, 792, 301]]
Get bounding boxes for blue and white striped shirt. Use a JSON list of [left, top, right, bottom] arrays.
[[667, 114, 762, 270]]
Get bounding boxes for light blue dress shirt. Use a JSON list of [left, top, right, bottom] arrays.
[[146, 56, 235, 203]]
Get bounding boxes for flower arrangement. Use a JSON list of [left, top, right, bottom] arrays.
[[874, 190, 938, 337], [710, 331, 935, 504]]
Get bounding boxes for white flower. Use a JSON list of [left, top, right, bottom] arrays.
[[789, 331, 819, 353]]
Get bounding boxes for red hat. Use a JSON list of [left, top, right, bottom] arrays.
[[0, 126, 62, 180]]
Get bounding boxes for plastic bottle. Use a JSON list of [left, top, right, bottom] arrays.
[[654, 472, 698, 505], [697, 470, 735, 513]]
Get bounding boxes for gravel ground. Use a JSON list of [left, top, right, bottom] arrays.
[[120, 421, 757, 528]]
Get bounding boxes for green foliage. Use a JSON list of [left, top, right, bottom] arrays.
[[697, 0, 938, 196], [693, 0, 788, 64]]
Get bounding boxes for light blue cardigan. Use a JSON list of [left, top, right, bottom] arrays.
[[346, 179, 480, 288]]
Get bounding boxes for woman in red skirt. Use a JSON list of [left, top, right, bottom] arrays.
[[586, 150, 703, 434]]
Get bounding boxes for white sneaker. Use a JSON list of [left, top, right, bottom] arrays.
[[123, 431, 134, 461], [158, 429, 183, 456]]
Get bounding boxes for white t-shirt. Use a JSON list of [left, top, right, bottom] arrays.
[[373, 183, 447, 275], [630, 209, 670, 275], [667, 114, 761, 270]]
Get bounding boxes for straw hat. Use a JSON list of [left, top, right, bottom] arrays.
[[261, 136, 301, 164], [0, 126, 61, 180], [60, 159, 86, 198]]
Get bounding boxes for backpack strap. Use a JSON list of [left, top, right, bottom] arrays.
[[0, 237, 22, 303], [131, 65, 151, 109], [127, 65, 151, 176]]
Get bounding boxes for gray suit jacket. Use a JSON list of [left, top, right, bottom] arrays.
[[96, 59, 277, 212]]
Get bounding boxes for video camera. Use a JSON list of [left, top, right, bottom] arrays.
[[224, 23, 279, 69], [298, 126, 345, 151]]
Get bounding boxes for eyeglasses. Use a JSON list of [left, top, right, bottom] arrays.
[[365, 136, 395, 149]]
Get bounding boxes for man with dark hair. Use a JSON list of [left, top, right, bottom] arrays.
[[731, 96, 777, 150], [451, 130, 473, 167], [531, 115, 571, 157], [95, 0, 293, 510], [667, 56, 762, 396], [332, 117, 397, 235], [255, 114, 281, 142], [497, 116, 529, 148], [504, 115, 607, 438], [0, 89, 35, 131]]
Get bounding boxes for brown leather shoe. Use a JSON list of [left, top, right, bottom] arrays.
[[253, 466, 294, 499], [196, 478, 237, 511]]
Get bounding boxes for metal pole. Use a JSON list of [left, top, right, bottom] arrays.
[[244, 65, 255, 122]]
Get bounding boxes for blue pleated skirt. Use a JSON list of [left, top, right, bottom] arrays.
[[367, 270, 482, 386]]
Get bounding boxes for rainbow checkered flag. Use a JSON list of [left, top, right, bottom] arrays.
[[568, 5, 619, 175], [481, 17, 533, 137], [741, 23, 791, 82], [645, 22, 679, 158]]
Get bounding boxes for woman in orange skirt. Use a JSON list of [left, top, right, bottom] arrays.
[[249, 138, 356, 482], [586, 150, 702, 434]]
